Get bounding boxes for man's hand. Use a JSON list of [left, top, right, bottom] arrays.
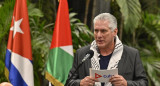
[[109, 75, 127, 86], [80, 76, 98, 86]]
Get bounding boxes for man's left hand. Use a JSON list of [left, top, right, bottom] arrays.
[[109, 75, 127, 86]]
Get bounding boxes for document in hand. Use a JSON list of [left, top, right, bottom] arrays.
[[89, 68, 118, 82]]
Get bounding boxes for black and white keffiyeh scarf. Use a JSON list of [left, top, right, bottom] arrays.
[[90, 35, 123, 86]]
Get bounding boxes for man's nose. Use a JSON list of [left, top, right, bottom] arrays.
[[97, 31, 102, 37]]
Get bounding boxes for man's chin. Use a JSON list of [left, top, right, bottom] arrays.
[[97, 44, 104, 49]]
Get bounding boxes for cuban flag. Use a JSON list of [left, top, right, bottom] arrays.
[[5, 0, 34, 86]]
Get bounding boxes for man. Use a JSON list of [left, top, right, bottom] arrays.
[[65, 13, 148, 86]]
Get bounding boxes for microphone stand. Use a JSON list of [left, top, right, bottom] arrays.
[[66, 61, 84, 85], [65, 50, 94, 86]]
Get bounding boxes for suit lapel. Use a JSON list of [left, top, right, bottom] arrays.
[[84, 59, 91, 76], [118, 47, 127, 75]]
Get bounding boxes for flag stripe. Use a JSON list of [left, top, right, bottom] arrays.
[[6, 50, 27, 86], [60, 45, 73, 56], [9, 63, 28, 86], [5, 49, 12, 70], [46, 47, 73, 85], [11, 52, 34, 86]]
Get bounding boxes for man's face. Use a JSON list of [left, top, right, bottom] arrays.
[[94, 20, 117, 49]]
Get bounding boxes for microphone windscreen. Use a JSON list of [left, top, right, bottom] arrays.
[[86, 50, 94, 59]]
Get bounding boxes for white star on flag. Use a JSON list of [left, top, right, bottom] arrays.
[[10, 17, 24, 37]]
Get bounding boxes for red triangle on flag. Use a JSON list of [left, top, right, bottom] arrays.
[[50, 0, 72, 49], [95, 73, 102, 79]]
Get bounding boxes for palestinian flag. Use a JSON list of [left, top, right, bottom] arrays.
[[45, 0, 73, 85]]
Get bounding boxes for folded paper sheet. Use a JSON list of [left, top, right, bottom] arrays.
[[90, 68, 118, 82]]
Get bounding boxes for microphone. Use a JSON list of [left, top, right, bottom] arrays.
[[65, 50, 94, 86], [81, 50, 94, 63]]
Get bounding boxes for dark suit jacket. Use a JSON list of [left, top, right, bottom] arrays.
[[65, 45, 148, 86]]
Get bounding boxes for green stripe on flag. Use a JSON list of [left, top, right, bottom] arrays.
[[46, 47, 73, 85]]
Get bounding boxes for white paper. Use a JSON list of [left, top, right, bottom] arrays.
[[89, 68, 118, 82]]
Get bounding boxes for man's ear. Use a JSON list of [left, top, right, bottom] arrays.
[[113, 28, 118, 36]]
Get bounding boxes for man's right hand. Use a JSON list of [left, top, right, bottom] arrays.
[[80, 76, 98, 86]]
